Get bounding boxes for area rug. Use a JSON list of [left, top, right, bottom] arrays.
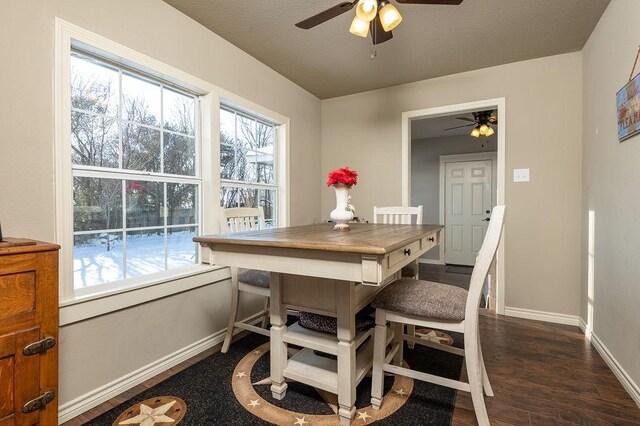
[[88, 329, 463, 425]]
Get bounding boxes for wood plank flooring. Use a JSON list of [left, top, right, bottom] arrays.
[[63, 265, 640, 425]]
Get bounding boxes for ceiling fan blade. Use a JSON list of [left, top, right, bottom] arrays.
[[396, 0, 464, 4], [456, 117, 476, 122], [444, 124, 476, 131], [370, 18, 393, 45], [295, 1, 358, 29]]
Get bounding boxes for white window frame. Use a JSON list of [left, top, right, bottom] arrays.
[[55, 19, 290, 325]]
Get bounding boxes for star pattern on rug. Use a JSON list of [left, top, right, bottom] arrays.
[[294, 416, 309, 425], [248, 399, 260, 408], [394, 388, 408, 397], [235, 371, 247, 378], [356, 410, 372, 422], [253, 349, 262, 355], [415, 330, 452, 345], [119, 400, 176, 426]]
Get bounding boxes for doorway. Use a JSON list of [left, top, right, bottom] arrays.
[[401, 98, 506, 314]]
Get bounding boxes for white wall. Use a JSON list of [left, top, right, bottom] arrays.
[[411, 134, 496, 260], [581, 0, 640, 395], [0, 0, 321, 410], [322, 53, 583, 316]]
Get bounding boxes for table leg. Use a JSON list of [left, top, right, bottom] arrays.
[[270, 272, 288, 400], [336, 282, 356, 425]]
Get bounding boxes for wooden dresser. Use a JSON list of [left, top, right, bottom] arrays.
[[0, 239, 60, 425]]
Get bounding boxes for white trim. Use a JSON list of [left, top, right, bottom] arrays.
[[59, 266, 230, 325], [438, 152, 498, 265], [57, 314, 264, 424], [577, 321, 640, 408], [54, 19, 291, 309], [504, 306, 580, 326], [402, 97, 506, 314], [417, 258, 445, 265]]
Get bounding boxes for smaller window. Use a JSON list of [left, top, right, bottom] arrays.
[[219, 106, 278, 228]]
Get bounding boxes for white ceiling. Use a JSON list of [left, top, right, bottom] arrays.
[[162, 0, 609, 99], [411, 111, 496, 139]]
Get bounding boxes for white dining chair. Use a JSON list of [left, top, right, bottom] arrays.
[[373, 205, 424, 348], [220, 207, 270, 353], [370, 205, 506, 426]]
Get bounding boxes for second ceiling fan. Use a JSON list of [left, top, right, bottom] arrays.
[[295, 0, 464, 45]]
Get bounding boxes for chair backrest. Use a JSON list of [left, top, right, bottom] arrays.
[[466, 205, 506, 317], [373, 206, 423, 225], [219, 207, 266, 234]]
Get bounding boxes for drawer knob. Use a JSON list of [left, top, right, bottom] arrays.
[[23, 336, 56, 356], [404, 248, 411, 256], [428, 237, 435, 242], [22, 391, 55, 413]]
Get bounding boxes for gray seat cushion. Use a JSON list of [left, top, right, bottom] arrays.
[[299, 308, 375, 334], [238, 269, 270, 288], [401, 260, 419, 278], [372, 278, 468, 321]]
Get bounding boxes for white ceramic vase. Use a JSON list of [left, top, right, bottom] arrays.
[[330, 183, 354, 231]]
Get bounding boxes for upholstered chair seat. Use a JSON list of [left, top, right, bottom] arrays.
[[371, 278, 467, 322], [400, 261, 419, 278], [298, 308, 375, 334], [238, 270, 271, 288]]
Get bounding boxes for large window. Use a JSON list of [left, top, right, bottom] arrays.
[[70, 51, 201, 294], [219, 106, 278, 227]]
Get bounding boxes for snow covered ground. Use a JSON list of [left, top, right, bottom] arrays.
[[73, 229, 197, 289]]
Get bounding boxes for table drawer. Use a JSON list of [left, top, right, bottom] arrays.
[[387, 240, 422, 269]]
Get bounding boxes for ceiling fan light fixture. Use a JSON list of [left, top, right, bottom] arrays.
[[356, 0, 378, 22], [470, 127, 481, 137], [479, 124, 489, 135], [349, 15, 370, 37], [379, 1, 402, 32], [485, 126, 495, 137]]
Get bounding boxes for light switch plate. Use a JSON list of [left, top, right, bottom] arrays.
[[513, 168, 530, 183]]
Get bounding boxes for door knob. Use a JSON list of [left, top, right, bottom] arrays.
[[485, 210, 490, 214], [483, 218, 490, 222]]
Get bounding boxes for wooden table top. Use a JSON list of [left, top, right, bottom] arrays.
[[194, 223, 443, 255]]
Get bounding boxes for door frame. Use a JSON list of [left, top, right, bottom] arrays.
[[401, 98, 506, 314], [439, 152, 498, 265]]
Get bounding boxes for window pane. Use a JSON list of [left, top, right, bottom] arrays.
[[74, 232, 123, 288], [256, 122, 274, 149], [258, 189, 276, 222], [122, 123, 161, 172], [167, 226, 198, 268], [125, 229, 165, 278], [74, 177, 123, 231], [164, 133, 195, 176], [163, 88, 195, 135], [220, 108, 236, 145], [126, 180, 163, 228], [70, 53, 119, 117], [220, 186, 237, 208], [167, 183, 197, 225], [122, 73, 161, 126], [71, 111, 119, 168], [239, 148, 257, 183], [238, 188, 258, 208], [256, 148, 274, 184], [220, 144, 235, 180], [237, 114, 255, 149]]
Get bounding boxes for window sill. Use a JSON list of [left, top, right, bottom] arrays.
[[59, 264, 230, 326]]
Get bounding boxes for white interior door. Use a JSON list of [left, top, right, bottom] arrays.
[[445, 160, 493, 266]]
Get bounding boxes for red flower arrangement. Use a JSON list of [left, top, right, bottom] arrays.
[[326, 167, 358, 187]]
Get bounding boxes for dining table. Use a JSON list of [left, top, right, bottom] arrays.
[[194, 222, 443, 424]]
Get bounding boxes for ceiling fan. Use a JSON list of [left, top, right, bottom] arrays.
[[295, 0, 464, 45], [444, 110, 498, 137]]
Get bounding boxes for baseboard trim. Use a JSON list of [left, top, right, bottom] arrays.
[[503, 306, 580, 326], [58, 315, 263, 424], [578, 317, 640, 408], [417, 258, 445, 265]]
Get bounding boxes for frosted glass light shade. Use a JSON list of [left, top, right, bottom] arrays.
[[485, 126, 495, 136], [479, 124, 489, 135], [379, 2, 402, 31], [470, 127, 481, 137], [349, 16, 370, 37], [356, 0, 378, 22]]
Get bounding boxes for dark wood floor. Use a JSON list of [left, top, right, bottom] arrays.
[[63, 266, 640, 425]]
